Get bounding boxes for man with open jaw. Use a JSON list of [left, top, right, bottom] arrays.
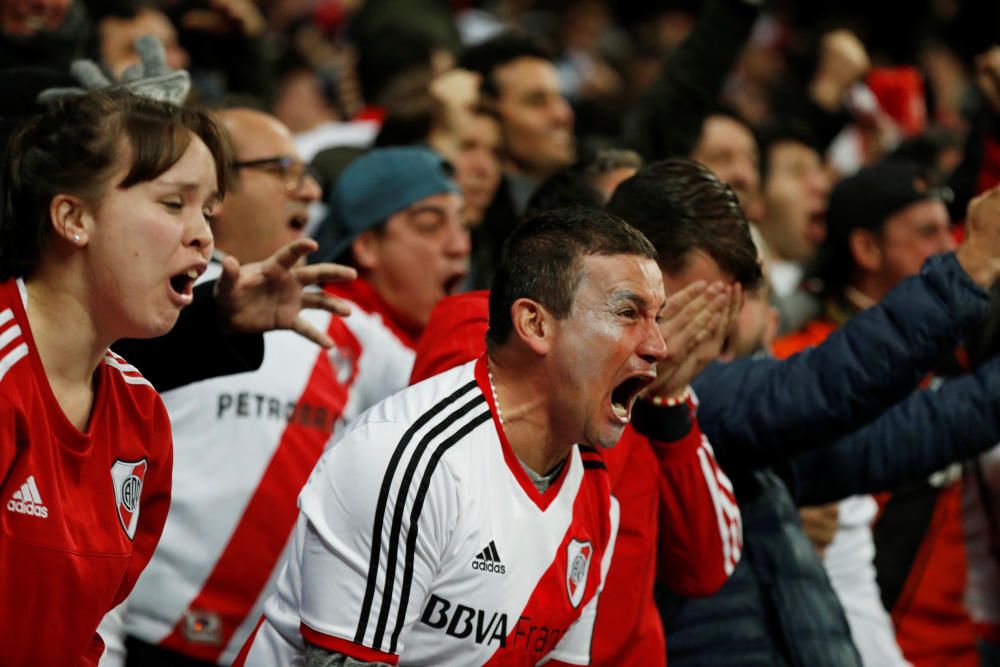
[[236, 208, 669, 666], [491, 253, 665, 478]]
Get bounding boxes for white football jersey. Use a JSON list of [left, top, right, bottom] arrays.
[[238, 357, 619, 666], [122, 264, 415, 664]]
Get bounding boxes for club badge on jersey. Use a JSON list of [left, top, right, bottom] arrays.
[[566, 539, 593, 608], [111, 458, 147, 540]]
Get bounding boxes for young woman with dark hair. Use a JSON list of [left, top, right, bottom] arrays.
[[0, 88, 229, 665]]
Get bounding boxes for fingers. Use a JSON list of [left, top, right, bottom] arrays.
[[671, 284, 729, 354], [662, 281, 707, 320], [659, 281, 710, 342], [301, 291, 353, 317], [291, 316, 334, 349], [214, 254, 242, 300], [268, 238, 319, 271], [292, 262, 358, 286]]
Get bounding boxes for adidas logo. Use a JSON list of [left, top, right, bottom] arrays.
[[471, 540, 505, 574], [7, 475, 48, 518]]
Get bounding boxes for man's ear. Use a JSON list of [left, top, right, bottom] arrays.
[[510, 298, 553, 355], [49, 194, 89, 247], [351, 230, 380, 271], [848, 228, 882, 273]]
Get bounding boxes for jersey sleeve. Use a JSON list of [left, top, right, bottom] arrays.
[[544, 498, 620, 666], [296, 420, 460, 662], [630, 395, 742, 596], [343, 313, 415, 414]]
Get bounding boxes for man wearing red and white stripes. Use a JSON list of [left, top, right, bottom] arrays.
[[405, 284, 742, 667]]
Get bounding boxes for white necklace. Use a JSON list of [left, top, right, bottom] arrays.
[[487, 360, 504, 426]]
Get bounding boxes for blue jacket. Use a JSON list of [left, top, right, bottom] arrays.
[[662, 253, 992, 667]]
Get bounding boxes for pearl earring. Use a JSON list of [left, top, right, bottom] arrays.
[[73, 234, 80, 243]]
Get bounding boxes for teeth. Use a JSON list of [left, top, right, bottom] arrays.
[[186, 269, 199, 280], [611, 402, 628, 419]]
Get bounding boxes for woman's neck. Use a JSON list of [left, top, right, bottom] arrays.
[[24, 273, 107, 430]]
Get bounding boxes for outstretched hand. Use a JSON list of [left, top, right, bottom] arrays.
[[214, 238, 356, 348], [642, 280, 742, 400]]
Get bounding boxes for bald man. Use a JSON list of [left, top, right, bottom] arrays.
[[111, 109, 414, 667]]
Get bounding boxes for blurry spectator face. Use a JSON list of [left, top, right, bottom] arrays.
[[99, 8, 189, 78], [452, 113, 502, 227], [860, 198, 954, 297], [353, 193, 470, 328], [1, 0, 71, 35], [492, 57, 575, 180], [761, 141, 831, 263], [273, 69, 338, 134], [690, 115, 760, 217], [217, 110, 321, 264], [722, 283, 778, 360]]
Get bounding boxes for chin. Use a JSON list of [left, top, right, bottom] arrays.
[[588, 425, 626, 450], [125, 310, 183, 341]]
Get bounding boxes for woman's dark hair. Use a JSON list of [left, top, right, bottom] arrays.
[[1, 89, 231, 280]]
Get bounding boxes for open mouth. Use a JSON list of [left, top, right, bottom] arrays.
[[169, 268, 201, 299], [610, 374, 655, 421], [288, 214, 309, 232], [443, 272, 466, 295]]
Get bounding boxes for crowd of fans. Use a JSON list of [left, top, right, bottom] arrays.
[[3, 0, 1000, 665]]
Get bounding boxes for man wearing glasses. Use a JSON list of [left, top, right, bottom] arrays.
[[114, 109, 417, 666]]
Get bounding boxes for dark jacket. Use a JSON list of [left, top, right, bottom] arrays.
[[662, 253, 991, 667]]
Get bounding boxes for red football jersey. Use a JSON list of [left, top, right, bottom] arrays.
[[0, 278, 173, 666]]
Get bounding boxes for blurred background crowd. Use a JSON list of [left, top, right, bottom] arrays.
[[5, 1, 1000, 666]]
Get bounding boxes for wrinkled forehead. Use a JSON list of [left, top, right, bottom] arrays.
[[574, 253, 664, 306]]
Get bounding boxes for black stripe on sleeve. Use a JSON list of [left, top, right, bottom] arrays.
[[388, 409, 494, 652], [354, 380, 478, 644], [370, 394, 488, 649]]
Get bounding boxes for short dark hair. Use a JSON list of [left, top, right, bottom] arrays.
[[606, 158, 762, 289], [1, 89, 231, 280], [756, 120, 820, 183], [355, 25, 442, 106], [525, 148, 644, 215], [524, 169, 605, 215], [487, 206, 656, 346], [459, 33, 552, 99]]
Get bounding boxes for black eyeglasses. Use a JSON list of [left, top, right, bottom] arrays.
[[232, 156, 312, 192]]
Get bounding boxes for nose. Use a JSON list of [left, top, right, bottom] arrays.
[[639, 319, 669, 364], [811, 168, 832, 198], [186, 211, 214, 257], [293, 173, 322, 204], [551, 95, 574, 128], [445, 219, 472, 259], [470, 149, 492, 178], [941, 228, 958, 252]]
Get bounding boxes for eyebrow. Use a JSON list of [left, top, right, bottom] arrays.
[[608, 290, 649, 310], [157, 180, 212, 191]]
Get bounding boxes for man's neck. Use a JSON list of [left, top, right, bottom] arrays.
[[488, 353, 571, 476], [502, 170, 542, 216], [847, 276, 887, 309]]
